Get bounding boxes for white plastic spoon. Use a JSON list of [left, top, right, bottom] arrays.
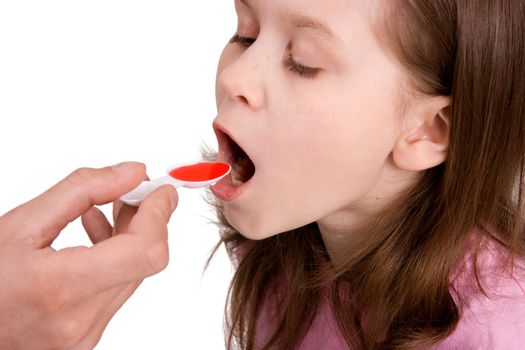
[[120, 161, 231, 206]]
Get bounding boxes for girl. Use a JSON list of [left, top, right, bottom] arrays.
[[205, 0, 525, 349]]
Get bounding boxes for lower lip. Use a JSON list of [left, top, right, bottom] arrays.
[[211, 172, 254, 201]]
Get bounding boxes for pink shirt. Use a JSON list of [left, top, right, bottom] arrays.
[[240, 239, 525, 349], [298, 241, 525, 349], [432, 240, 525, 349]]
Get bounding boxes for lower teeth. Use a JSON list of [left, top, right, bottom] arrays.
[[229, 151, 255, 187], [230, 158, 244, 187], [231, 174, 244, 187], [230, 166, 245, 186]]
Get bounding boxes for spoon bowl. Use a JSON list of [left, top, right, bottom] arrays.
[[120, 161, 231, 206]]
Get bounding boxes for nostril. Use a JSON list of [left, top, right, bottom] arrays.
[[238, 95, 249, 104]]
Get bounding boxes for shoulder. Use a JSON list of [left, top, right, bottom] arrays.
[[434, 238, 525, 350]]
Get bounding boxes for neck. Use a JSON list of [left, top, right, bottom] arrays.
[[317, 164, 420, 266]]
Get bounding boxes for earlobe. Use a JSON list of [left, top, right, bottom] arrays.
[[392, 98, 451, 171]]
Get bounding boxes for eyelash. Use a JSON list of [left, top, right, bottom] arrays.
[[229, 34, 321, 79]]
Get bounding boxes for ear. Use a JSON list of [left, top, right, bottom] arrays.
[[392, 96, 450, 171]]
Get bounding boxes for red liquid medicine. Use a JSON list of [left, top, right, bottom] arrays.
[[169, 162, 230, 182]]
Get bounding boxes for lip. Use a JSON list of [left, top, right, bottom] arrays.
[[212, 120, 255, 168], [211, 120, 256, 201], [212, 121, 236, 165], [211, 171, 254, 201]]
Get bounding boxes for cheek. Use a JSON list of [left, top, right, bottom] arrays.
[[274, 101, 397, 178], [267, 96, 399, 204]]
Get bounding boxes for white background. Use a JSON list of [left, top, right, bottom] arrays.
[[0, 1, 236, 349]]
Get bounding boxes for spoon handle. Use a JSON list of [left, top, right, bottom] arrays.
[[120, 176, 184, 206]]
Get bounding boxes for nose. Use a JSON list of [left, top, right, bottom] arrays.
[[217, 48, 266, 110]]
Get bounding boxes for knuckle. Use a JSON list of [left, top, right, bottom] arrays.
[[30, 221, 65, 247], [65, 167, 96, 186], [144, 242, 169, 274]]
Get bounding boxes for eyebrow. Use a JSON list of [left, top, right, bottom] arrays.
[[239, 0, 342, 44]]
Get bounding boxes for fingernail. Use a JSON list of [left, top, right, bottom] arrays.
[[112, 162, 138, 171]]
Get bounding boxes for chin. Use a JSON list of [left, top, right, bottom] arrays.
[[229, 220, 273, 241], [225, 207, 311, 241], [224, 208, 280, 240]]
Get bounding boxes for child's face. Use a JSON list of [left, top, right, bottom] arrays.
[[213, 0, 414, 239]]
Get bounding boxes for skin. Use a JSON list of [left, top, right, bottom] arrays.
[[0, 163, 178, 349], [213, 0, 450, 262]]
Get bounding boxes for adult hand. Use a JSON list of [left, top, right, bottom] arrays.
[[0, 162, 178, 350]]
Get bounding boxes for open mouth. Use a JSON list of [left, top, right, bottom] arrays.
[[216, 126, 256, 187], [229, 136, 256, 186]]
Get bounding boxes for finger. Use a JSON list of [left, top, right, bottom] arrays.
[[81, 207, 113, 244], [4, 162, 146, 248], [112, 200, 124, 224], [113, 204, 138, 235], [56, 185, 177, 293], [128, 184, 178, 241]]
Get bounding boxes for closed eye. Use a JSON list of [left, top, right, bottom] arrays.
[[229, 34, 321, 79]]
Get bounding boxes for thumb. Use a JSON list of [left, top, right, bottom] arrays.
[[54, 184, 178, 295], [2, 162, 146, 248]]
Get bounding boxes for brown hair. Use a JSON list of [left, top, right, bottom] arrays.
[[203, 0, 525, 348]]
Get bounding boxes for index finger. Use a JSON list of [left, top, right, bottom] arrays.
[[2, 162, 146, 248]]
